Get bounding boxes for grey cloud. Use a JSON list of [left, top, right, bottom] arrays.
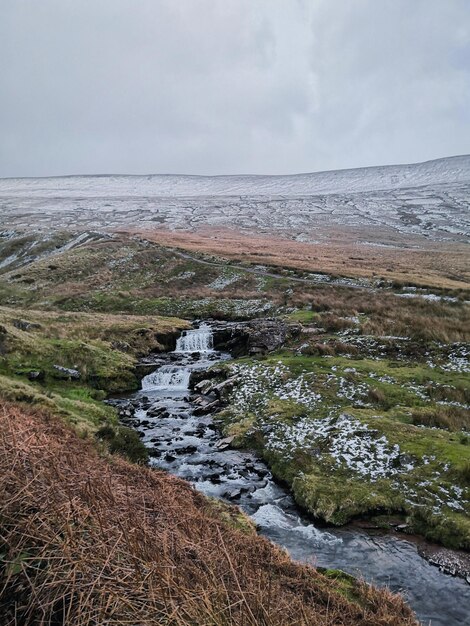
[[0, 0, 469, 176]]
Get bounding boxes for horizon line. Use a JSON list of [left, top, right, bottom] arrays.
[[1, 153, 469, 182]]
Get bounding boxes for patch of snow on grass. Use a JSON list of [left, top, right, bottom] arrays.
[[208, 272, 241, 290], [265, 413, 402, 481], [229, 362, 321, 415]]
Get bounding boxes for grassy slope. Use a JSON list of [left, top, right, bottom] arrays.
[[0, 306, 188, 432], [1, 232, 468, 341], [0, 233, 277, 320], [1, 233, 469, 550], [217, 349, 470, 549], [0, 304, 418, 624], [1, 234, 469, 533], [132, 227, 470, 290], [0, 400, 417, 626]]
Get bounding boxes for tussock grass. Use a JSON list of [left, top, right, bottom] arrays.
[[0, 400, 417, 625], [411, 406, 470, 432], [134, 228, 470, 290], [306, 291, 469, 344]]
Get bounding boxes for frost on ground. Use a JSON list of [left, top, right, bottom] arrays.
[[226, 360, 470, 523], [2, 154, 469, 242], [228, 363, 403, 481], [171, 270, 196, 281], [265, 413, 402, 481], [208, 272, 241, 290], [426, 344, 470, 373], [229, 362, 321, 415]]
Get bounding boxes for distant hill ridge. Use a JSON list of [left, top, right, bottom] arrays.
[[1, 154, 469, 198]]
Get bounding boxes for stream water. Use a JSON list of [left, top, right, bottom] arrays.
[[126, 325, 470, 626]]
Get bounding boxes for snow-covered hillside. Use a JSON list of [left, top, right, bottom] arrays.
[[1, 155, 469, 197], [1, 155, 469, 241]]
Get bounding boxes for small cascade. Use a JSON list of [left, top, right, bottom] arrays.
[[141, 366, 190, 391], [175, 324, 214, 353]]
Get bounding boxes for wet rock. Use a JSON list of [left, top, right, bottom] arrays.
[[147, 407, 170, 419], [397, 454, 415, 469], [104, 399, 119, 407], [254, 466, 270, 478], [211, 377, 238, 399], [105, 399, 136, 421], [192, 396, 205, 407], [215, 436, 235, 450], [177, 445, 198, 455], [396, 524, 410, 532], [223, 488, 242, 500], [194, 379, 214, 394], [189, 366, 227, 389], [208, 474, 223, 484], [193, 399, 220, 416]]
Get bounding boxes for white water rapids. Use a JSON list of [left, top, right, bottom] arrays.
[[141, 366, 190, 391], [175, 324, 214, 353]]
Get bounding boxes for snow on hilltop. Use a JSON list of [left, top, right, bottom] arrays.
[[1, 155, 470, 198], [1, 155, 469, 241]]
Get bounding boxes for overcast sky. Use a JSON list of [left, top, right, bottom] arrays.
[[1, 0, 469, 177]]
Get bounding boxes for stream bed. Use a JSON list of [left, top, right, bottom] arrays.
[[121, 325, 470, 626]]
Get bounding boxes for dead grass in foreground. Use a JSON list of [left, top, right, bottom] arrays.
[[0, 400, 417, 625], [125, 227, 470, 290]]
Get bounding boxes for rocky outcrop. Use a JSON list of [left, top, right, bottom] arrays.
[[210, 318, 301, 356], [27, 370, 45, 382], [0, 325, 7, 356], [12, 319, 42, 332], [52, 365, 81, 380], [189, 366, 226, 389]]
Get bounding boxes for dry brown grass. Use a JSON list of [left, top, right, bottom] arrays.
[[0, 400, 417, 626], [411, 406, 470, 432], [303, 291, 470, 343], [124, 227, 470, 290], [0, 306, 188, 344]]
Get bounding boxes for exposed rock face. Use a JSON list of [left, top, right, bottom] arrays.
[[189, 366, 225, 389], [0, 325, 7, 356], [27, 370, 45, 382], [52, 365, 81, 380], [12, 319, 42, 332], [211, 319, 301, 356]]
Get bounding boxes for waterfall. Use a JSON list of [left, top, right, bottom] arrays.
[[141, 366, 190, 391], [175, 324, 214, 353]]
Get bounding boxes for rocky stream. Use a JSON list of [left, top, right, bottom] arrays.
[[113, 323, 470, 626]]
